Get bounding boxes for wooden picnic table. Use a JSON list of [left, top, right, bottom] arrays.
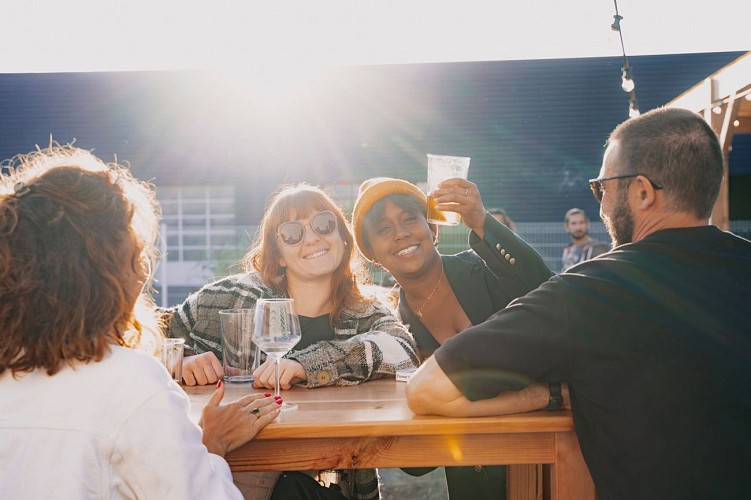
[[186, 379, 595, 500]]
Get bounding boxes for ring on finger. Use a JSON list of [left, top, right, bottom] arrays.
[[249, 407, 261, 419]]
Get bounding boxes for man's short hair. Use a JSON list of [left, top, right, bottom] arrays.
[[607, 107, 723, 218], [564, 208, 588, 225]]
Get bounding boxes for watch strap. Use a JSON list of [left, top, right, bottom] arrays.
[[546, 381, 563, 411]]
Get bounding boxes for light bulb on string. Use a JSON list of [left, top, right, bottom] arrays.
[[612, 0, 640, 119], [629, 99, 640, 118], [621, 67, 635, 93]]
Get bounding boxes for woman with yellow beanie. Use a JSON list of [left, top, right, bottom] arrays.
[[352, 176, 559, 500]]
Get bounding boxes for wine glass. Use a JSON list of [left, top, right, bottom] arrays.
[[253, 298, 302, 411]]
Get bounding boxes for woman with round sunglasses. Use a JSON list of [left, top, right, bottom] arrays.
[[165, 183, 418, 499], [352, 177, 560, 500], [166, 184, 417, 389]]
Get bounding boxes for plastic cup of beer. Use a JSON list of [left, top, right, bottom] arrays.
[[426, 154, 470, 225]]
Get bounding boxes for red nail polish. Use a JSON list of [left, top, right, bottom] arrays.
[[273, 395, 281, 400], [276, 399, 283, 404], [217, 380, 223, 389], [264, 393, 271, 397]]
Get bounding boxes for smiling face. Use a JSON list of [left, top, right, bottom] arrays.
[[276, 207, 346, 285], [364, 197, 440, 281]]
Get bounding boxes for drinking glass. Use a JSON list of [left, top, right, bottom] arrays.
[[159, 338, 185, 383], [253, 298, 302, 411], [219, 309, 260, 383], [426, 154, 471, 225]]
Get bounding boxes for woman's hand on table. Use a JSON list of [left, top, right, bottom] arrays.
[[252, 359, 307, 390], [432, 179, 488, 238], [182, 352, 223, 386], [199, 382, 280, 457]]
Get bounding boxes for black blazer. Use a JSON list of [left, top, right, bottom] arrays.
[[399, 213, 553, 359]]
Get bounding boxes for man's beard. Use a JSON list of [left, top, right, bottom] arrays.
[[571, 229, 588, 240], [603, 187, 634, 247]]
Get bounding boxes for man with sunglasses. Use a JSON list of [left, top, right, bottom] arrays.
[[406, 107, 751, 500]]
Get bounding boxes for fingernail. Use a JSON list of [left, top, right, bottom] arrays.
[[264, 393, 271, 397], [273, 395, 281, 400], [276, 399, 283, 404], [217, 380, 223, 389]]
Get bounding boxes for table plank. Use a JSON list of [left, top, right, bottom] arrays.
[[225, 433, 558, 470]]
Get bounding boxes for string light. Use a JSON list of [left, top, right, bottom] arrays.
[[629, 98, 641, 118], [611, 0, 639, 118]]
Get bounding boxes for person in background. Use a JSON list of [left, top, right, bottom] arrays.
[[0, 146, 278, 499], [560, 208, 609, 271], [406, 107, 751, 500], [351, 177, 558, 500], [166, 183, 418, 499], [487, 207, 515, 231]]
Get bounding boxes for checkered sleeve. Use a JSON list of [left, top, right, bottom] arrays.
[[289, 299, 419, 388]]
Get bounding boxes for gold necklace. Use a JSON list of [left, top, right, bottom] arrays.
[[415, 265, 444, 318]]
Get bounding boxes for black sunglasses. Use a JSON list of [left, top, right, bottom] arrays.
[[277, 210, 339, 246], [588, 174, 663, 203]]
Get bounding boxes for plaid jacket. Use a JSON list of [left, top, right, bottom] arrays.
[[165, 272, 419, 499], [166, 272, 418, 388]]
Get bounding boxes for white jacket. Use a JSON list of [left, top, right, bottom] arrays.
[[0, 346, 241, 499]]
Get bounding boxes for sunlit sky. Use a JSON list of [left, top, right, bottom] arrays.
[[3, 0, 749, 73]]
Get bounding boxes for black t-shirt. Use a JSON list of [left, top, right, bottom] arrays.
[[294, 314, 336, 352], [435, 226, 751, 500]]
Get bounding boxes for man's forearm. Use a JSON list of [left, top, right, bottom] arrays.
[[406, 356, 550, 417], [457, 383, 550, 417]]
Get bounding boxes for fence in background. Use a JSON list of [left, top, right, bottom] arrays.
[[154, 220, 751, 307]]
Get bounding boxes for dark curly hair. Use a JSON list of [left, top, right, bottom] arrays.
[[0, 146, 160, 376]]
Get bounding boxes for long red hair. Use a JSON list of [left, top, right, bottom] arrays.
[[243, 184, 367, 323]]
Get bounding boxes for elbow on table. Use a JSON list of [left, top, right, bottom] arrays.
[[405, 376, 438, 415]]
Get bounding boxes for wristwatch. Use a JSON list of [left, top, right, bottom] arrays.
[[545, 382, 563, 411]]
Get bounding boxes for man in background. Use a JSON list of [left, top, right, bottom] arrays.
[[560, 208, 608, 271], [487, 207, 516, 231]]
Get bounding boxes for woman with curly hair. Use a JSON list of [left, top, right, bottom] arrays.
[[0, 146, 277, 499]]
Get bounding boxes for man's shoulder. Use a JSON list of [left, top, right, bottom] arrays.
[[587, 239, 610, 256]]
